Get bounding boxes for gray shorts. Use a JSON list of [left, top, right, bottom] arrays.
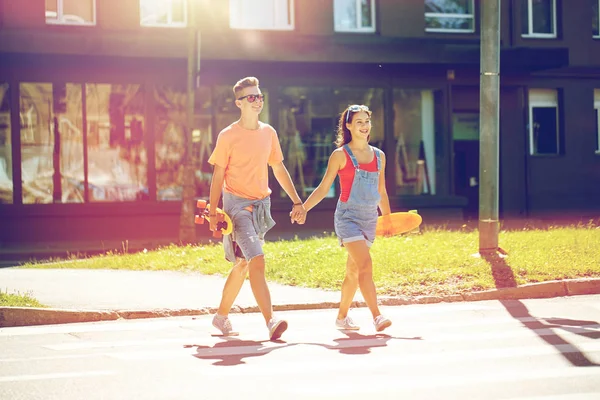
[[232, 210, 265, 261], [334, 204, 378, 248]]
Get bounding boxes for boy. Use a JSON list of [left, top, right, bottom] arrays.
[[207, 77, 306, 340]]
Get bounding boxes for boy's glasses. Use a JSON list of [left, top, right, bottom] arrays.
[[346, 105, 370, 123], [238, 94, 265, 103]]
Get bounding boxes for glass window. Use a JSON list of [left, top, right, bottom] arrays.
[[334, 0, 375, 33], [85, 84, 148, 202], [594, 0, 599, 37], [154, 86, 187, 201], [393, 89, 436, 195], [528, 89, 560, 155], [0, 83, 12, 204], [229, 0, 294, 30], [278, 87, 383, 198], [45, 0, 96, 25], [19, 83, 84, 204], [425, 0, 475, 33], [595, 89, 600, 153], [521, 0, 556, 38], [140, 0, 187, 27]]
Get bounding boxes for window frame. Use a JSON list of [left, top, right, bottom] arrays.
[[424, 0, 476, 34], [522, 0, 557, 39], [334, 0, 377, 33], [528, 88, 560, 156], [140, 0, 188, 28], [595, 89, 600, 154], [594, 0, 600, 38], [45, 0, 97, 26], [229, 0, 295, 31]]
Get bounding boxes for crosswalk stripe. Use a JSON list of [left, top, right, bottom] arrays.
[[0, 370, 116, 383], [109, 340, 600, 366], [37, 324, 599, 352], [1, 313, 589, 337], [287, 367, 600, 394]]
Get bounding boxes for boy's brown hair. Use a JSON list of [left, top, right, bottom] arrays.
[[233, 77, 260, 99]]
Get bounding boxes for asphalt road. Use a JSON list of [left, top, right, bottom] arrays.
[[1, 295, 599, 400]]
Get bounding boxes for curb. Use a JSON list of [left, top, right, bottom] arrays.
[[1, 278, 599, 328]]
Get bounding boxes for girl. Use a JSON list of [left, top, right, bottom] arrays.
[[302, 104, 392, 332]]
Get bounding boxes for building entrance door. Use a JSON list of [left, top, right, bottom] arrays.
[[452, 112, 480, 220]]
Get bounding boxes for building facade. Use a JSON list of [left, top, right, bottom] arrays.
[[0, 0, 599, 247]]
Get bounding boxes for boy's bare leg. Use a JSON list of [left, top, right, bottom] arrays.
[[337, 255, 359, 320], [247, 255, 273, 324], [344, 241, 381, 319], [217, 258, 249, 316]]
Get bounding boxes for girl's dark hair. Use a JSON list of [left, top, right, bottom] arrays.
[[335, 105, 372, 148]]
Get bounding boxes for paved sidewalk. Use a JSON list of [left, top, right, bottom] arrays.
[[1, 267, 599, 328], [0, 268, 343, 310]]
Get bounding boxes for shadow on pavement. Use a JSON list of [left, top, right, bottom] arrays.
[[481, 251, 517, 289], [186, 337, 295, 366], [500, 299, 600, 367], [304, 330, 422, 355]]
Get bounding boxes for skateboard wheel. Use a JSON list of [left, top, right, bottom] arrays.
[[197, 199, 207, 208], [195, 215, 204, 224]]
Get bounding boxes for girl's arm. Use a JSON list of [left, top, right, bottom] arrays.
[[378, 151, 392, 216], [303, 149, 345, 212]]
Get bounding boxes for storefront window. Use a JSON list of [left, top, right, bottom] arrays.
[[278, 86, 384, 198], [85, 84, 148, 202], [0, 83, 11, 204], [20, 83, 84, 204], [154, 86, 186, 201], [192, 86, 214, 199], [393, 89, 436, 195]]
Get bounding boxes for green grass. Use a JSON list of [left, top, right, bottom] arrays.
[[21, 224, 600, 297], [0, 290, 45, 307]]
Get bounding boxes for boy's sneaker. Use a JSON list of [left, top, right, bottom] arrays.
[[374, 315, 392, 332], [335, 316, 360, 330], [212, 314, 234, 336], [267, 317, 288, 340]]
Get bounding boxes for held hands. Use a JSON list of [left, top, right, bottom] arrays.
[[290, 203, 307, 224]]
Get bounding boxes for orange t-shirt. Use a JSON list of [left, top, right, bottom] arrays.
[[208, 121, 284, 200]]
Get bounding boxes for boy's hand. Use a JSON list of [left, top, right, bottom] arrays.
[[290, 204, 307, 224], [209, 214, 218, 232]]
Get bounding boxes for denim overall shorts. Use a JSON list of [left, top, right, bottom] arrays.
[[334, 144, 382, 248]]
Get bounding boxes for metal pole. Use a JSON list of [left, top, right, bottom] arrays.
[[179, 0, 199, 243], [478, 0, 501, 252]]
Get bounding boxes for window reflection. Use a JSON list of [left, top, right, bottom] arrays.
[[20, 83, 84, 204], [85, 84, 148, 202], [154, 86, 186, 201], [278, 87, 383, 198], [0, 83, 11, 204], [393, 89, 436, 195]]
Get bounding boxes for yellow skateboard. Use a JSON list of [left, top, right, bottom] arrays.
[[376, 210, 422, 237], [194, 200, 233, 239]]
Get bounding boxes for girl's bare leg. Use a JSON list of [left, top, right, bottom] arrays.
[[343, 240, 381, 319], [337, 255, 359, 320]]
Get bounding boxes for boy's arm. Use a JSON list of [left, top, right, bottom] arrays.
[[303, 150, 343, 212], [271, 162, 306, 223], [208, 164, 226, 232]]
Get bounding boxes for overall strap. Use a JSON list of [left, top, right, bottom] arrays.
[[343, 144, 360, 170], [371, 146, 382, 171]]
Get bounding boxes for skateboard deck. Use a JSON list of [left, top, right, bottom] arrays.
[[375, 211, 422, 237], [194, 200, 233, 238]]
